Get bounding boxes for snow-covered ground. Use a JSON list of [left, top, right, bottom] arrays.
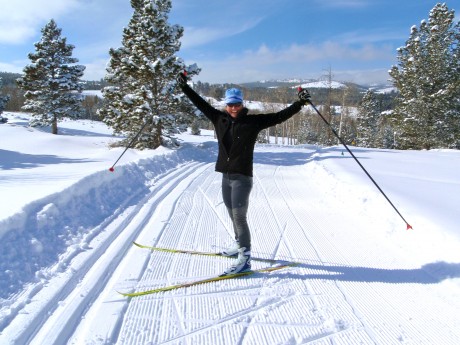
[[0, 111, 459, 345]]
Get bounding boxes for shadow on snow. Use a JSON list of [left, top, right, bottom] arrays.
[[0, 149, 94, 170], [270, 260, 460, 285]]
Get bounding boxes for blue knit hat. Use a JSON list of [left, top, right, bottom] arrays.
[[225, 88, 243, 104]]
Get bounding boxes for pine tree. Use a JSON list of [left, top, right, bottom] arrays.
[[0, 77, 10, 116], [17, 19, 85, 134], [389, 3, 460, 149], [99, 0, 199, 149], [356, 90, 380, 148]]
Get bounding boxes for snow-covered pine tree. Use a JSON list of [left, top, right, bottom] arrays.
[[0, 77, 10, 116], [356, 90, 380, 148], [389, 3, 460, 149], [17, 19, 85, 135], [99, 0, 199, 149]]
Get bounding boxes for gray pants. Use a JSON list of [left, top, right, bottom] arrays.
[[221, 173, 253, 251]]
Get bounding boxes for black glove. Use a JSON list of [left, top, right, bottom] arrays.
[[176, 72, 187, 87], [297, 88, 311, 105]]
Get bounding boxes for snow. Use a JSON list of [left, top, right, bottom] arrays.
[[0, 111, 459, 344], [82, 90, 103, 98], [296, 80, 347, 89], [374, 86, 398, 94]]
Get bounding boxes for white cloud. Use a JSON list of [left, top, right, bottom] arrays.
[[337, 29, 408, 45], [237, 41, 394, 66], [333, 68, 391, 85], [181, 27, 235, 48], [181, 19, 263, 49], [0, 0, 80, 44], [81, 58, 109, 81], [0, 61, 24, 74]]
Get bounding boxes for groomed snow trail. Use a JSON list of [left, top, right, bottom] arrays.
[[2, 144, 459, 345], [71, 149, 460, 344]]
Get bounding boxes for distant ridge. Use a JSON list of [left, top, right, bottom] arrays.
[[239, 78, 396, 94]]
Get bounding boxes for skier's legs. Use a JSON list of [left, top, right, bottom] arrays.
[[222, 175, 237, 239], [221, 174, 253, 250], [225, 206, 238, 239]]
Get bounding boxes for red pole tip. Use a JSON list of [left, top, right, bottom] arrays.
[[109, 167, 115, 172], [406, 224, 413, 230]]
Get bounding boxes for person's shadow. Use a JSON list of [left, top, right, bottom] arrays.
[[265, 260, 460, 285]]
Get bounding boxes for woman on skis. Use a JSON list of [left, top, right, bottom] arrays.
[[176, 72, 310, 275]]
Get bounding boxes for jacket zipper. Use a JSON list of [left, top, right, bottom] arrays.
[[226, 120, 235, 164]]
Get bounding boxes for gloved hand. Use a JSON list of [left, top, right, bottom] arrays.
[[297, 87, 311, 105], [176, 72, 187, 87]]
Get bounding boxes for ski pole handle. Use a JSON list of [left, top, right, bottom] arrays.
[[297, 87, 312, 105]]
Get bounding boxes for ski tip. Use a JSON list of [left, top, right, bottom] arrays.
[[406, 223, 413, 230], [117, 290, 132, 297]]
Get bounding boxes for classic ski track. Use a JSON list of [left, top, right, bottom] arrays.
[[144, 166, 300, 344], [42, 149, 456, 344], [153, 167, 294, 344], [0, 163, 160, 334], [234, 167, 302, 345], [251, 161, 397, 343], [252, 166, 358, 343], [152, 164, 231, 253], [67, 162, 213, 345], [275, 163, 411, 343], [114, 166, 311, 345], [136, 277, 298, 299], [166, 268, 299, 345], [253, 166, 292, 261], [168, 188, 212, 344], [159, 286, 302, 345], [198, 184, 233, 238], [127, 162, 356, 345], [271, 161, 447, 344], [15, 161, 207, 345], [270, 164, 378, 342]]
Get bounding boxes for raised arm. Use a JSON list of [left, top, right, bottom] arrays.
[[176, 73, 221, 122], [256, 88, 311, 129]]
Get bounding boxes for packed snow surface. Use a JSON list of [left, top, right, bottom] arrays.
[[0, 112, 459, 345]]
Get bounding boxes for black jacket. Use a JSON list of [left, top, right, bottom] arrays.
[[181, 84, 303, 176]]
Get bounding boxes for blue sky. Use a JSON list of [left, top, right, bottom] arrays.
[[0, 0, 458, 85]]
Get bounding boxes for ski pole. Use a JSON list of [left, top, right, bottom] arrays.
[[108, 78, 183, 172], [300, 87, 413, 230]]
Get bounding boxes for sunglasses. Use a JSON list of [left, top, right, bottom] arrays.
[[226, 103, 242, 108]]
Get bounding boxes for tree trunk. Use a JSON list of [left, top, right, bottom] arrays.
[[52, 115, 58, 134]]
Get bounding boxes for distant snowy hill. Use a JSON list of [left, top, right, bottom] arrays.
[[372, 86, 398, 94], [240, 78, 395, 94], [296, 80, 347, 89]]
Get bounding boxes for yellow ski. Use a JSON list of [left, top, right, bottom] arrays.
[[118, 263, 295, 297], [132, 242, 282, 264]]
